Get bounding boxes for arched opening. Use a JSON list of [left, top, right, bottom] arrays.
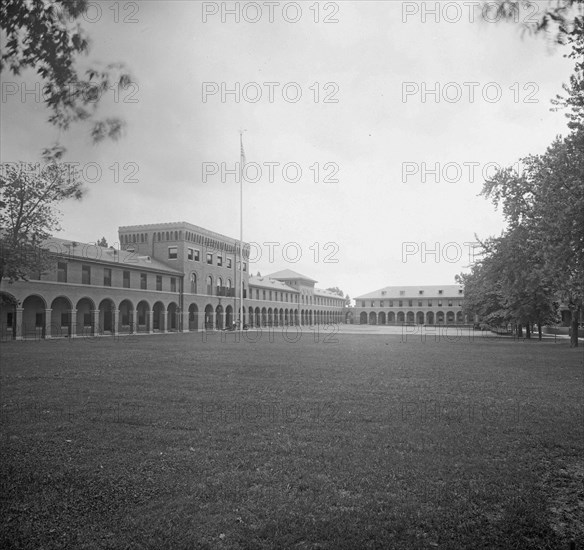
[[248, 306, 254, 327], [447, 311, 455, 324], [190, 273, 197, 294], [98, 298, 115, 334], [153, 302, 165, 332], [437, 311, 445, 324], [261, 307, 267, 327], [206, 276, 213, 296], [137, 300, 150, 332], [360, 311, 368, 324], [76, 297, 95, 336], [50, 296, 72, 337], [456, 311, 464, 324], [0, 292, 18, 340], [267, 308, 273, 327], [188, 304, 199, 331], [426, 311, 435, 325], [225, 305, 233, 328], [397, 311, 405, 324], [22, 295, 46, 338], [309, 310, 313, 325], [215, 305, 224, 330], [119, 299, 134, 333], [168, 302, 179, 331], [388, 311, 395, 324], [416, 311, 425, 325], [369, 311, 377, 325], [255, 307, 261, 327], [406, 311, 415, 324], [280, 308, 284, 326], [205, 305, 214, 330], [378, 311, 386, 325]]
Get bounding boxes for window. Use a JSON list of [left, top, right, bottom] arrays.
[[168, 246, 178, 259], [207, 276, 213, 295], [370, 301, 375, 307], [256, 289, 259, 300], [194, 249, 200, 261], [438, 290, 443, 295], [399, 300, 403, 307], [458, 289, 463, 295], [188, 248, 194, 260], [123, 271, 130, 288], [380, 301, 384, 307], [408, 300, 413, 307], [57, 262, 67, 282], [418, 301, 423, 307], [263, 290, 266, 300], [216, 277, 222, 295], [104, 268, 112, 287], [217, 255, 223, 267], [428, 300, 433, 307], [227, 258, 232, 268], [190, 273, 197, 293], [419, 290, 424, 295], [381, 291, 386, 296], [361, 301, 365, 308], [140, 273, 147, 289], [207, 253, 213, 264], [448, 300, 453, 307], [399, 290, 405, 296], [243, 262, 247, 272], [438, 300, 443, 307], [156, 276, 162, 291], [82, 265, 91, 285], [459, 300, 463, 306], [389, 300, 393, 307], [171, 278, 177, 292]]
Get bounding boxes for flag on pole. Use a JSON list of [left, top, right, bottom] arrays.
[[240, 132, 246, 169]]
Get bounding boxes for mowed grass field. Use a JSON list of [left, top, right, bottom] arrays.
[[1, 330, 583, 550]]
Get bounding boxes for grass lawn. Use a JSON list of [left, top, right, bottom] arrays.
[[1, 330, 583, 549]]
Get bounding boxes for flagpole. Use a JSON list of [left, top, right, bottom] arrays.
[[239, 130, 245, 335]]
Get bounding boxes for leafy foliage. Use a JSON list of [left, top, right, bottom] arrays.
[[0, 163, 83, 282], [0, 0, 133, 159]]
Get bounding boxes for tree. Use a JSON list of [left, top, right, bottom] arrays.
[[480, 0, 583, 43], [326, 286, 345, 298], [96, 236, 108, 247], [481, 131, 584, 346], [0, 163, 83, 283], [1, 0, 133, 160], [552, 16, 584, 131]]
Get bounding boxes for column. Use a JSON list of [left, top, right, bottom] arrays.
[[70, 310, 77, 338], [92, 310, 100, 335], [182, 309, 190, 332], [132, 309, 139, 334], [113, 309, 120, 336], [15, 307, 24, 340], [148, 310, 154, 334], [44, 308, 52, 339], [161, 311, 168, 333]]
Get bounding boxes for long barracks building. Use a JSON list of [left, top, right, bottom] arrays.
[[0, 221, 346, 339], [353, 285, 472, 325]]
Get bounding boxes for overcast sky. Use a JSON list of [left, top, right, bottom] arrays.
[[0, 1, 576, 299]]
